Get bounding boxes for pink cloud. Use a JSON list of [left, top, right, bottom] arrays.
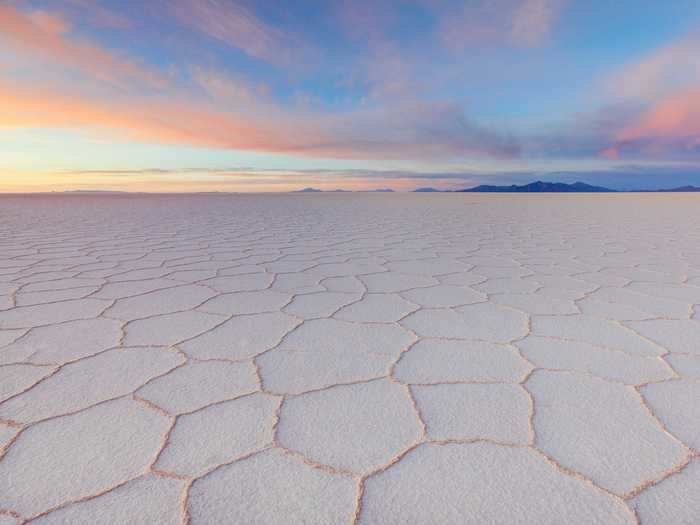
[[511, 0, 564, 46], [0, 73, 517, 161], [613, 87, 700, 155], [607, 31, 700, 102], [603, 30, 700, 158], [0, 5, 164, 89], [168, 0, 309, 66], [0, 3, 519, 162], [62, 0, 132, 29], [439, 0, 565, 50]]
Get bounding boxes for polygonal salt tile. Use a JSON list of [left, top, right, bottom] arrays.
[[0, 298, 110, 329], [309, 261, 384, 278], [532, 315, 663, 356], [265, 260, 317, 273], [187, 448, 356, 525], [0, 347, 183, 424], [14, 271, 78, 285], [31, 474, 186, 525], [527, 370, 689, 495], [491, 293, 578, 315], [524, 275, 597, 293], [0, 423, 19, 453], [136, 360, 258, 414], [412, 383, 530, 443], [465, 256, 520, 268], [585, 287, 691, 318], [203, 273, 273, 293], [628, 282, 700, 303], [123, 310, 224, 347], [360, 442, 634, 524], [198, 290, 291, 315], [260, 319, 413, 393], [92, 278, 180, 299], [278, 318, 413, 355], [213, 264, 266, 275], [394, 339, 530, 383], [107, 267, 173, 282], [470, 266, 532, 279], [283, 292, 360, 318], [0, 398, 170, 518], [642, 380, 700, 450], [0, 364, 56, 403], [474, 277, 540, 294], [402, 303, 528, 343], [335, 293, 417, 322], [631, 460, 700, 525], [536, 286, 586, 300], [259, 345, 392, 395], [386, 259, 470, 276], [626, 320, 700, 355], [155, 393, 279, 477], [15, 287, 100, 307], [517, 336, 673, 385], [575, 271, 630, 287], [104, 284, 216, 321], [271, 273, 325, 294], [437, 272, 485, 287], [360, 272, 437, 293], [181, 312, 300, 360], [277, 379, 422, 474], [401, 285, 485, 308], [168, 269, 218, 282], [322, 275, 366, 293], [0, 282, 19, 295], [576, 297, 655, 321], [0, 318, 122, 365], [666, 354, 700, 379], [0, 329, 26, 349]]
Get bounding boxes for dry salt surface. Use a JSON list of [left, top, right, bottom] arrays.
[[0, 192, 699, 524]]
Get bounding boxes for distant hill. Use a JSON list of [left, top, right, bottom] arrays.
[[414, 187, 441, 192], [371, 188, 395, 192], [655, 186, 700, 192], [459, 181, 616, 193], [294, 187, 323, 193]]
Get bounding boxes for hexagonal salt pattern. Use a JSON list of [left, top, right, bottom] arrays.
[[1, 193, 699, 522], [360, 442, 635, 524], [277, 379, 422, 474]]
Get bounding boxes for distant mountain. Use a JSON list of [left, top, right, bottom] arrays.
[[414, 187, 441, 192], [459, 181, 616, 193], [371, 188, 395, 192], [655, 185, 700, 192], [294, 187, 322, 193]]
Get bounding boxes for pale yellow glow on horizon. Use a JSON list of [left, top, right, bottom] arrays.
[[0, 170, 445, 193]]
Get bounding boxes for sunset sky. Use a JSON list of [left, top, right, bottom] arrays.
[[2, 0, 700, 192]]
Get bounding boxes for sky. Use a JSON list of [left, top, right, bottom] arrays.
[[1, 0, 700, 192]]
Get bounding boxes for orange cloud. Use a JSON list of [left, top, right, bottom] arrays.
[[0, 79, 285, 151], [0, 70, 518, 161], [0, 4, 164, 89], [0, 3, 519, 162]]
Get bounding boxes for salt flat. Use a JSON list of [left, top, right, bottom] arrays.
[[0, 193, 699, 524]]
